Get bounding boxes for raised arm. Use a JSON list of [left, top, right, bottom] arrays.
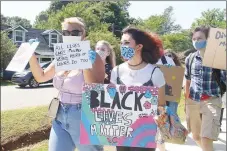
[[29, 54, 55, 83], [83, 51, 105, 84]]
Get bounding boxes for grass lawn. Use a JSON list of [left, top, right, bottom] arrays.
[[1, 80, 15, 86], [1, 106, 51, 143]]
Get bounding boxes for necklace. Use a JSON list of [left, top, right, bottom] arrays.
[[128, 60, 143, 67]]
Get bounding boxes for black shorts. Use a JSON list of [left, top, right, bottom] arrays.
[[116, 146, 156, 151]]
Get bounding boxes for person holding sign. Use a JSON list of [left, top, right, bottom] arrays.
[[28, 17, 104, 151], [184, 26, 226, 151], [95, 40, 116, 84], [110, 26, 166, 151]]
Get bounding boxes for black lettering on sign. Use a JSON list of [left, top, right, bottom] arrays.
[[55, 50, 66, 56], [90, 90, 100, 108], [56, 56, 68, 61], [72, 43, 80, 48], [100, 91, 111, 108], [57, 60, 69, 66], [111, 92, 121, 109], [219, 41, 226, 47], [55, 45, 63, 51], [70, 53, 80, 58], [81, 59, 88, 62], [215, 31, 226, 39], [68, 49, 81, 53], [121, 92, 133, 110], [134, 92, 144, 111], [71, 60, 77, 64], [90, 124, 97, 135]]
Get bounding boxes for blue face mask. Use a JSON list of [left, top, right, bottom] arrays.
[[120, 46, 135, 60], [193, 40, 207, 50]]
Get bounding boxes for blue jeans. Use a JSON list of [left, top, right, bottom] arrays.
[[48, 103, 103, 151]]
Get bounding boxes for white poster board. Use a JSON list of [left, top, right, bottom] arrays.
[[54, 41, 92, 71], [6, 42, 39, 72]]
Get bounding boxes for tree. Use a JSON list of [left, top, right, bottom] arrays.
[[191, 8, 226, 29], [86, 24, 122, 65], [1, 31, 17, 70], [161, 30, 193, 52], [3, 16, 32, 28], [136, 6, 181, 35]]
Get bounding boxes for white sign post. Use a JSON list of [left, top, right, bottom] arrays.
[[6, 42, 39, 72], [54, 41, 92, 71]]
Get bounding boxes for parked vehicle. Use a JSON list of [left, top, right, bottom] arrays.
[[11, 62, 53, 88]]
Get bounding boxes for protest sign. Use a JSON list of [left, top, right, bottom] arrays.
[[80, 83, 159, 148], [53, 41, 92, 71], [157, 65, 185, 101], [6, 42, 39, 72], [203, 28, 226, 70]]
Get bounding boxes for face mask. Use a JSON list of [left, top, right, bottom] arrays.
[[120, 46, 135, 60], [193, 40, 207, 50], [96, 50, 108, 61], [63, 36, 81, 43]]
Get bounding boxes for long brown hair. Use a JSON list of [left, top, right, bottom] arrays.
[[96, 40, 116, 68], [164, 50, 182, 66], [122, 26, 162, 64]]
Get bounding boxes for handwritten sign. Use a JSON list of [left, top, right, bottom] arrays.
[[6, 42, 39, 72], [157, 65, 185, 101], [80, 83, 159, 148], [53, 41, 92, 71], [203, 28, 226, 70]]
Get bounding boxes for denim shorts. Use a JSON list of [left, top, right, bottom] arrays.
[[48, 102, 104, 151]]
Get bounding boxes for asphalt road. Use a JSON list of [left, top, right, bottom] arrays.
[[1, 84, 58, 111]]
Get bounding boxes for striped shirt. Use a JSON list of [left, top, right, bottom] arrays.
[[185, 51, 226, 102]]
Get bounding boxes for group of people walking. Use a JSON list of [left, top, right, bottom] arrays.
[[28, 17, 226, 151]]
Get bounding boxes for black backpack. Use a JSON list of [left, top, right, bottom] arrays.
[[188, 53, 226, 96]]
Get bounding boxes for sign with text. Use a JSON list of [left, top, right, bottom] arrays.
[[157, 65, 185, 101], [203, 28, 226, 70], [80, 83, 159, 148], [6, 42, 39, 72], [54, 41, 92, 71]]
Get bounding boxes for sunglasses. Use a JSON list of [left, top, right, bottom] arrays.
[[62, 30, 83, 36]]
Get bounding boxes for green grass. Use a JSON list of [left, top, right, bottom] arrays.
[[1, 80, 15, 86], [1, 106, 51, 143]]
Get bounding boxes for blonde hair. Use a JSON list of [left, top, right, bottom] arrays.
[[61, 17, 86, 37], [96, 40, 116, 68]]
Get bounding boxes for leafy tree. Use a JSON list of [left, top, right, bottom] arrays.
[[86, 24, 122, 65], [191, 8, 226, 29], [1, 31, 17, 69], [161, 30, 192, 52], [3, 16, 32, 28], [136, 6, 181, 35]]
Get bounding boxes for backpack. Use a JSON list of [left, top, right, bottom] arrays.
[[188, 53, 226, 96]]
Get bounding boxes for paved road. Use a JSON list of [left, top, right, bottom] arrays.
[[1, 84, 58, 111]]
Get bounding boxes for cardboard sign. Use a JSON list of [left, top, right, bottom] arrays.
[[203, 28, 226, 70], [53, 41, 92, 71], [80, 83, 159, 148], [6, 42, 39, 72], [157, 65, 185, 101]]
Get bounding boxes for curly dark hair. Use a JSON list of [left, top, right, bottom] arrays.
[[164, 51, 182, 67], [122, 26, 162, 64]]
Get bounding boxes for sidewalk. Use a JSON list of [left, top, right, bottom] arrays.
[[165, 109, 226, 151]]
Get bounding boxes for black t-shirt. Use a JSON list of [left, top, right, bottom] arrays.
[[104, 63, 112, 84]]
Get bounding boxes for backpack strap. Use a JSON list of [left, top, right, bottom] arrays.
[[188, 53, 196, 78], [161, 56, 168, 65], [116, 65, 123, 85]]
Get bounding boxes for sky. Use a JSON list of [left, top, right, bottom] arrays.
[[1, 1, 226, 29]]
